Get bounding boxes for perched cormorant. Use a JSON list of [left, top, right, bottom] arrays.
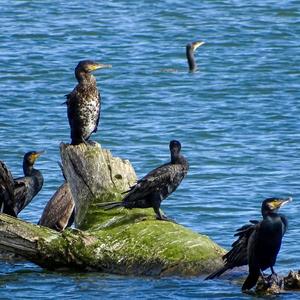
[[0, 161, 16, 216], [0, 151, 44, 217], [38, 162, 75, 231], [205, 197, 291, 291], [66, 60, 112, 145], [186, 40, 205, 72], [38, 182, 75, 231], [98, 140, 189, 220]]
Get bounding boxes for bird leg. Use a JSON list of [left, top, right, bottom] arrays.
[[270, 267, 281, 285], [85, 139, 97, 146], [152, 195, 170, 221], [271, 266, 276, 276], [153, 206, 168, 221], [152, 200, 177, 223]]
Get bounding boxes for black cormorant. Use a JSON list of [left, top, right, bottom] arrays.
[[205, 197, 291, 291], [66, 60, 111, 145], [0, 161, 16, 216], [98, 140, 189, 220], [0, 151, 44, 217], [186, 41, 205, 72]]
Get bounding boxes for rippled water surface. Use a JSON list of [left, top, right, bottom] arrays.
[[1, 0, 300, 299]]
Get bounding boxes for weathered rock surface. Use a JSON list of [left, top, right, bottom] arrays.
[[0, 142, 225, 276]]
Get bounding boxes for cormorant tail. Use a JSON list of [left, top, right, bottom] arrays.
[[242, 269, 260, 291], [2, 205, 17, 217], [205, 266, 230, 280], [97, 202, 124, 210]]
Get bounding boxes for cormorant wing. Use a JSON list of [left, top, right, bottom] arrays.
[[205, 220, 260, 280], [93, 92, 101, 133], [0, 161, 16, 216], [38, 182, 75, 231], [223, 220, 260, 268], [65, 90, 77, 124], [123, 163, 186, 202], [279, 214, 288, 235], [13, 176, 34, 215]]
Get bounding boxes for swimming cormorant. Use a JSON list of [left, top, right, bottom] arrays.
[[205, 197, 291, 291], [98, 140, 189, 220], [186, 41, 205, 72], [0, 151, 44, 217], [66, 60, 111, 145]]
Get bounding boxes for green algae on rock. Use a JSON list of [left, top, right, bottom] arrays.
[[0, 142, 225, 276]]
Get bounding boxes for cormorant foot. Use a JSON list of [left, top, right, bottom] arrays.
[[156, 215, 177, 223], [87, 140, 97, 146], [270, 273, 280, 285]]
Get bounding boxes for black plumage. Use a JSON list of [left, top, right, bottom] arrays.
[[186, 40, 205, 72], [0, 161, 16, 216], [205, 197, 291, 291], [98, 140, 189, 220], [66, 60, 111, 145], [0, 151, 44, 217]]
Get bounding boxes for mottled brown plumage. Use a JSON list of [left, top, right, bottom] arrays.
[[38, 182, 75, 231], [66, 60, 111, 145], [98, 140, 189, 220]]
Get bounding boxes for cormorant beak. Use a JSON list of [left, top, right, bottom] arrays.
[[33, 151, 45, 160], [193, 41, 205, 51], [279, 197, 292, 207], [274, 197, 292, 209], [89, 63, 112, 71]]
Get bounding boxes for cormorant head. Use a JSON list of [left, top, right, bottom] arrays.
[[261, 197, 292, 215], [75, 60, 112, 74], [186, 41, 205, 72], [23, 151, 44, 167], [188, 41, 205, 52], [170, 140, 182, 157]]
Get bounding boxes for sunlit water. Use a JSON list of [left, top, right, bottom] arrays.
[[0, 1, 300, 299]]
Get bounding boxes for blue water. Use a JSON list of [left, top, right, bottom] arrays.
[[1, 0, 300, 298]]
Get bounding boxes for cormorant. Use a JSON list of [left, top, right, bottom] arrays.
[[38, 162, 75, 231], [186, 40, 205, 72], [98, 140, 189, 220], [0, 161, 16, 216], [66, 60, 112, 145], [0, 151, 44, 217], [205, 197, 291, 291], [38, 182, 75, 231]]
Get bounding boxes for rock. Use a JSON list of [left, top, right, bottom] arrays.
[[255, 274, 283, 295], [0, 142, 225, 276], [284, 270, 300, 290]]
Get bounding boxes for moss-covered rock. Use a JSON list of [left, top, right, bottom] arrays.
[[0, 142, 225, 276]]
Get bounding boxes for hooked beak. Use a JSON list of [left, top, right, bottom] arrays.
[[34, 150, 45, 159], [278, 197, 293, 208], [90, 63, 112, 71], [193, 41, 205, 51]]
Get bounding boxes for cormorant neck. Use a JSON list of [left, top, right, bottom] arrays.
[[186, 46, 197, 72], [171, 151, 182, 164], [262, 209, 278, 218], [23, 161, 42, 177], [23, 162, 34, 176], [75, 70, 93, 84]]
